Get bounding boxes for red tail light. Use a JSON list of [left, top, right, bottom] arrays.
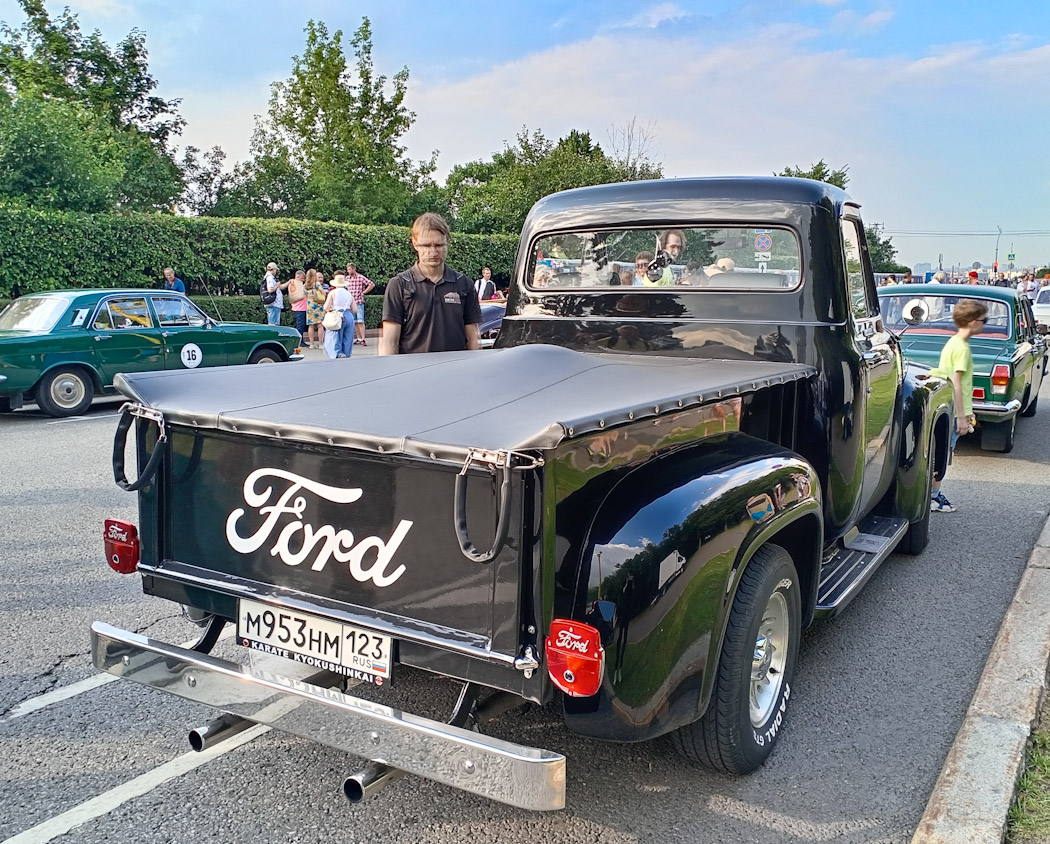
[[545, 619, 604, 697], [991, 364, 1011, 396], [972, 387, 985, 400], [104, 519, 140, 574]]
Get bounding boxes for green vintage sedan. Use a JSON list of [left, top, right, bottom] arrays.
[[0, 289, 303, 417], [878, 283, 1048, 452]]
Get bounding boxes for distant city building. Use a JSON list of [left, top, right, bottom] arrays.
[[913, 262, 932, 276]]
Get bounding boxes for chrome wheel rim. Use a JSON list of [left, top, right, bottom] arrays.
[[750, 590, 789, 726], [50, 372, 87, 410]]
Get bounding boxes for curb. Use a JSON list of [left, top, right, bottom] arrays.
[[912, 514, 1050, 843]]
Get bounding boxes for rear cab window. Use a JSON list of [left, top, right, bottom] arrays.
[[528, 226, 801, 291]]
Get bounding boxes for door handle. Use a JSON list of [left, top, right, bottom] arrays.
[[861, 350, 881, 362], [94, 334, 112, 341]]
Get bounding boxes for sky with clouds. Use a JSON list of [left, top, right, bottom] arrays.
[[2, 0, 1048, 271]]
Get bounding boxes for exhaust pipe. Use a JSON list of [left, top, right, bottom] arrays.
[[189, 713, 254, 752], [343, 762, 406, 803]]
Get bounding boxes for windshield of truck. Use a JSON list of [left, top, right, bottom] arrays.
[[879, 295, 1012, 339], [0, 295, 71, 331], [529, 226, 801, 290]]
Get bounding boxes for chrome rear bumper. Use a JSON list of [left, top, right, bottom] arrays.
[[91, 622, 565, 810], [973, 398, 1022, 417]]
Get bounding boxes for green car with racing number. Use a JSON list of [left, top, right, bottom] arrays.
[[878, 283, 1047, 452], [0, 289, 303, 417]]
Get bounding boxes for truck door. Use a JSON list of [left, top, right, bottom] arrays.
[[842, 217, 900, 517]]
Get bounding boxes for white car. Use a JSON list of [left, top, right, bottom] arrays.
[[1034, 287, 1050, 329]]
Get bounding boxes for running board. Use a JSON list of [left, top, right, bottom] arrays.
[[815, 515, 909, 617]]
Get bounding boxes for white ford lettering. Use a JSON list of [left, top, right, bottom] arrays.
[[225, 468, 413, 587], [555, 629, 590, 654]]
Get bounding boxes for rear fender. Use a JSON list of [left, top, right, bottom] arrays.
[[34, 359, 106, 395], [561, 433, 821, 742], [893, 365, 954, 521]]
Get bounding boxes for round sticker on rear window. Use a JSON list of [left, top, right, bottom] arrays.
[[180, 343, 203, 368]]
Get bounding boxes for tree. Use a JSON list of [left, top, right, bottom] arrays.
[[443, 126, 662, 234], [777, 159, 849, 189], [0, 95, 125, 212], [210, 137, 309, 219], [865, 222, 909, 274], [179, 145, 228, 216], [235, 18, 433, 224], [607, 118, 662, 182], [0, 0, 184, 211]]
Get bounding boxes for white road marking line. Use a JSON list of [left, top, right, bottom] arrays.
[[1, 674, 118, 721], [0, 724, 270, 844], [1, 630, 233, 722], [46, 413, 120, 425]]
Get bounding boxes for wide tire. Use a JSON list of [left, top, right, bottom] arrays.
[[671, 544, 800, 774], [35, 367, 94, 417], [980, 416, 1016, 453], [248, 348, 283, 364], [1021, 394, 1038, 418], [900, 451, 934, 555]]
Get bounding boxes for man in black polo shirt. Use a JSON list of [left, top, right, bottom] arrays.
[[380, 212, 482, 355]]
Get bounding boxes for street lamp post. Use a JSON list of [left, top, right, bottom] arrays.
[[995, 225, 1002, 271]]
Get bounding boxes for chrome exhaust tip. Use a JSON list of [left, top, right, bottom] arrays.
[[343, 762, 405, 803], [188, 713, 253, 752]]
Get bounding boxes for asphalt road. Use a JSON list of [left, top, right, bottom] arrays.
[[1, 375, 1047, 844]]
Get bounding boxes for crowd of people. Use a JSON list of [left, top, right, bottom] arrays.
[[879, 270, 1050, 302], [220, 212, 494, 360]]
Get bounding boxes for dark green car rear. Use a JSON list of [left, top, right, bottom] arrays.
[[0, 290, 302, 417], [878, 283, 1048, 452]]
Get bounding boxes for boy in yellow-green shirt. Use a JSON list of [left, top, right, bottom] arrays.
[[928, 299, 988, 512]]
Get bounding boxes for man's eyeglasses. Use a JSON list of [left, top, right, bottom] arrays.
[[416, 242, 448, 251]]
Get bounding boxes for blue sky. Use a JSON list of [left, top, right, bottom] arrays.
[[2, 0, 1049, 271]]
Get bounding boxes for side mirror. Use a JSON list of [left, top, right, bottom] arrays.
[[902, 298, 930, 326]]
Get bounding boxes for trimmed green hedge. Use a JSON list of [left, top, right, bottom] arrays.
[[0, 205, 518, 298]]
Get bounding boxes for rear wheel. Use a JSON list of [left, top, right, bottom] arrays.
[[36, 367, 94, 417], [980, 416, 1016, 453], [1021, 393, 1038, 418], [248, 348, 282, 365], [671, 543, 800, 773]]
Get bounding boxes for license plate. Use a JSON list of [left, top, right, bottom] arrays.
[[237, 599, 392, 686]]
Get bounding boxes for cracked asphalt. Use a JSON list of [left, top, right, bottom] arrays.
[[1, 376, 1047, 844]]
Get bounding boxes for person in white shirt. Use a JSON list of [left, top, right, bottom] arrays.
[[475, 267, 496, 300]]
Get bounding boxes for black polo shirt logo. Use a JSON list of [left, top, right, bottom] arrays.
[[442, 291, 461, 305]]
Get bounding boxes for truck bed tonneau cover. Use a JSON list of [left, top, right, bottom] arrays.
[[115, 345, 814, 461]]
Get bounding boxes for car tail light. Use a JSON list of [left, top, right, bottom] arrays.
[[104, 519, 139, 574], [972, 387, 985, 400], [545, 619, 604, 697], [991, 364, 1011, 396]]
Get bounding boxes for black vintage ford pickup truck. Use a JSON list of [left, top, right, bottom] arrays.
[[93, 177, 954, 811]]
